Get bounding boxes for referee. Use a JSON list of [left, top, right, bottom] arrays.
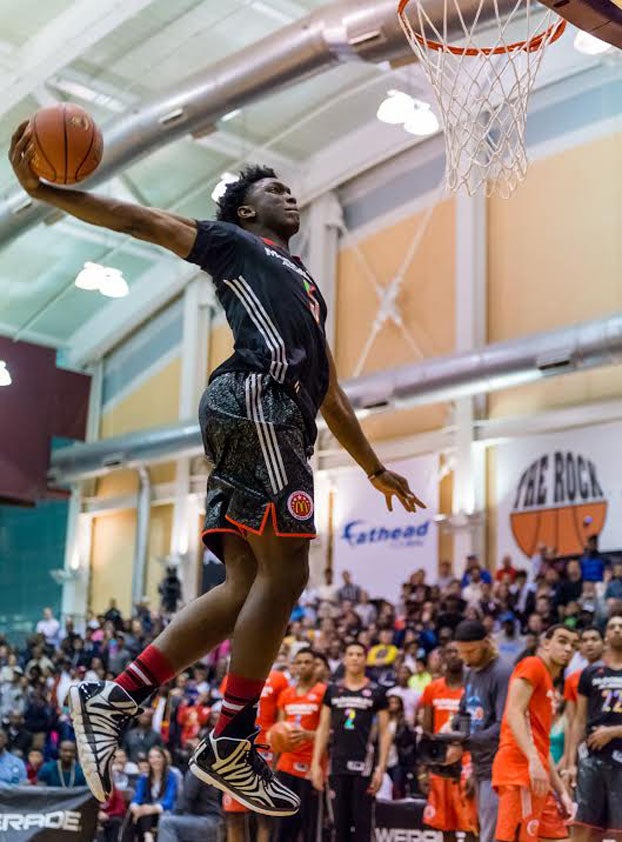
[[567, 614, 622, 842], [311, 641, 391, 841]]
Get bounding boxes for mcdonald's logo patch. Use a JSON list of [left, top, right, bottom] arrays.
[[287, 491, 314, 521], [510, 451, 607, 557]]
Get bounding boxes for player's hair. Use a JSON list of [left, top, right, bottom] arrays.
[[313, 652, 329, 667], [580, 625, 603, 640], [216, 165, 278, 226], [606, 612, 622, 627], [544, 623, 579, 640], [344, 640, 368, 656], [294, 646, 314, 659]]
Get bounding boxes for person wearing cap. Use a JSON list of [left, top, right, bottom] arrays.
[[445, 620, 513, 842], [494, 611, 525, 665]]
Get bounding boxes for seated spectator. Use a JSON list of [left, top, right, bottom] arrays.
[[555, 559, 583, 611], [337, 570, 362, 604], [579, 534, 608, 583], [605, 559, 622, 605], [494, 612, 525, 664], [386, 695, 417, 799], [112, 748, 139, 790], [158, 770, 222, 842], [35, 608, 61, 650], [387, 664, 420, 724], [26, 748, 44, 784], [436, 559, 454, 591], [355, 590, 377, 627], [38, 740, 86, 787], [409, 653, 432, 693], [98, 785, 128, 842], [123, 746, 177, 842], [6, 710, 32, 757], [367, 628, 399, 670], [495, 554, 518, 583], [462, 564, 487, 608], [124, 710, 163, 763], [177, 693, 211, 750], [317, 568, 338, 604], [460, 554, 492, 587], [0, 727, 27, 785]]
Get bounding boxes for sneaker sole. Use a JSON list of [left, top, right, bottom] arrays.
[[189, 760, 300, 817], [68, 684, 107, 803]]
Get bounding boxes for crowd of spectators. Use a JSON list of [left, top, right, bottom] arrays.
[[0, 536, 620, 839]]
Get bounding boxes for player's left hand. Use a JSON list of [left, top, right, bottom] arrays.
[[367, 767, 384, 796], [288, 727, 308, 747], [586, 726, 616, 750], [559, 789, 575, 820], [371, 470, 426, 513]]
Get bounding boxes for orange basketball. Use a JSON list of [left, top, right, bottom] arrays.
[[29, 104, 103, 185], [268, 721, 296, 754]]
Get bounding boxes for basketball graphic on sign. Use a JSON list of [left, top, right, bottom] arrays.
[[510, 451, 607, 557]]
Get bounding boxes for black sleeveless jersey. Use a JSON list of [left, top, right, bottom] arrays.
[[579, 662, 622, 764], [185, 221, 330, 447]]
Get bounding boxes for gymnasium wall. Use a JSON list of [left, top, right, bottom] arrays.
[[85, 112, 621, 607]]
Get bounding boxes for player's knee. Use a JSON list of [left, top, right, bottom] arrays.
[[276, 546, 309, 600]]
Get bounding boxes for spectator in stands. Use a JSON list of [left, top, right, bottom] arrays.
[[367, 628, 399, 671], [108, 632, 133, 675], [337, 569, 362, 604], [38, 740, 86, 787], [605, 559, 622, 605], [98, 785, 128, 842], [495, 554, 517, 583], [177, 692, 211, 749], [579, 533, 608, 582], [463, 564, 487, 608], [0, 665, 26, 718], [124, 746, 177, 842], [387, 664, 420, 725], [0, 727, 27, 785], [25, 748, 44, 784], [461, 554, 492, 587], [104, 598, 125, 631], [386, 694, 417, 799], [158, 770, 222, 842], [6, 710, 32, 757], [494, 612, 524, 664], [35, 607, 61, 650], [555, 559, 583, 612], [409, 653, 433, 693], [436, 559, 454, 590], [317, 567, 339, 604], [124, 710, 163, 763], [25, 644, 54, 676], [159, 566, 183, 616], [355, 589, 377, 627]]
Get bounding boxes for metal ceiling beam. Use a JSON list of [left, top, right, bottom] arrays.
[[0, 0, 157, 121], [50, 313, 622, 482], [0, 0, 514, 247]]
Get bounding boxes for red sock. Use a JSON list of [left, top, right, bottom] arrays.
[[214, 673, 265, 739], [115, 645, 176, 705]]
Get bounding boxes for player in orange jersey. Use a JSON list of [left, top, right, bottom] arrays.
[[274, 648, 326, 842], [492, 625, 577, 842], [419, 643, 478, 835]]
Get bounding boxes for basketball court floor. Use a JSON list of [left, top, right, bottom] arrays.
[[0, 0, 620, 631]]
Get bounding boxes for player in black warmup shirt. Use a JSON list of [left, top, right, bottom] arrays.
[[567, 614, 622, 841], [312, 641, 392, 840], [10, 125, 426, 817]]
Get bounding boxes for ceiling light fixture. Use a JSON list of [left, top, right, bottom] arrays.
[[74, 262, 129, 298], [0, 360, 12, 387], [573, 30, 613, 55], [211, 172, 239, 202], [377, 90, 440, 137]]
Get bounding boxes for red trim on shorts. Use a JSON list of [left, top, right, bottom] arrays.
[[201, 527, 241, 542], [225, 503, 317, 539]]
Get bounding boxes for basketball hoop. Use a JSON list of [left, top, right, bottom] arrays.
[[398, 0, 566, 197]]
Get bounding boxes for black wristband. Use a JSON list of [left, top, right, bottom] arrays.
[[367, 467, 386, 481]]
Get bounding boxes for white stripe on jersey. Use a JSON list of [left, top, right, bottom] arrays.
[[245, 374, 287, 495], [225, 276, 288, 383]]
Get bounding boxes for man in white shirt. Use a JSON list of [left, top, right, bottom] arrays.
[[387, 664, 420, 725], [36, 607, 61, 648]]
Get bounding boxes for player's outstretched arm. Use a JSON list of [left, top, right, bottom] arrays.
[[9, 121, 196, 259], [320, 344, 426, 513]]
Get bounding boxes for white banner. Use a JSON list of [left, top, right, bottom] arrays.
[[329, 455, 439, 602], [496, 421, 622, 563]]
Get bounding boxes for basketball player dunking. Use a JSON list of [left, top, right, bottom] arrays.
[[9, 123, 425, 816]]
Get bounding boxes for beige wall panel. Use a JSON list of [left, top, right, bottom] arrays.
[[359, 404, 448, 442], [489, 133, 622, 343], [150, 463, 178, 485], [209, 322, 234, 374], [100, 357, 182, 439], [336, 199, 456, 379], [489, 365, 622, 418], [90, 511, 136, 615], [439, 466, 454, 571], [96, 470, 138, 499], [145, 505, 174, 609]]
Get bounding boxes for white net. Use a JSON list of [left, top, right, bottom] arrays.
[[398, 0, 566, 198]]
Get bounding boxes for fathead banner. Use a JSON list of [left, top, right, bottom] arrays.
[[0, 786, 98, 842], [496, 422, 622, 560], [330, 455, 439, 601]]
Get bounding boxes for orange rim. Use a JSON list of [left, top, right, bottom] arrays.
[[398, 0, 566, 55]]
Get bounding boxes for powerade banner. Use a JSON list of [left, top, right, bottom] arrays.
[[331, 455, 439, 601], [0, 786, 98, 841], [375, 799, 476, 842], [496, 421, 622, 561]]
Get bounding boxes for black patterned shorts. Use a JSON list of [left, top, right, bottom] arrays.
[[198, 372, 317, 561]]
